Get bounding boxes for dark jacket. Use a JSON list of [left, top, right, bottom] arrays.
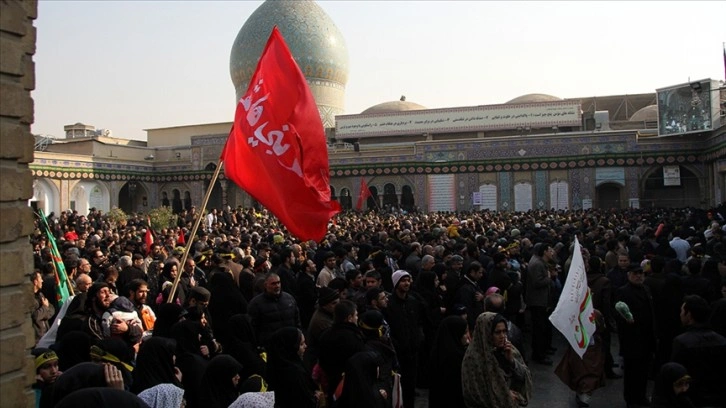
[[384, 292, 424, 360], [318, 322, 366, 395], [670, 325, 726, 406], [615, 282, 656, 357], [247, 291, 300, 347]]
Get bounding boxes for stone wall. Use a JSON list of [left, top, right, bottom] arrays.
[[0, 1, 39, 407]]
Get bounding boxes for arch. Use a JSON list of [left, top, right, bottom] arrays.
[[514, 182, 533, 212], [478, 184, 497, 211], [161, 191, 170, 207], [204, 163, 223, 210], [367, 186, 379, 210], [596, 183, 623, 209], [184, 191, 192, 210], [549, 181, 569, 211], [382, 183, 398, 209], [31, 179, 60, 216], [118, 180, 149, 214], [641, 165, 702, 208], [401, 185, 415, 212], [172, 189, 183, 214], [339, 187, 352, 210], [70, 180, 110, 215], [330, 185, 337, 200]]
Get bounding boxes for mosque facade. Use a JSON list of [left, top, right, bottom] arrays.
[[30, 0, 726, 217]]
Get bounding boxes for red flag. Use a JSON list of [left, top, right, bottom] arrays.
[[356, 178, 372, 211], [144, 227, 153, 256], [221, 26, 340, 242], [177, 229, 185, 246]]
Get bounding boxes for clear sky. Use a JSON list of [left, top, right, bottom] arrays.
[[33, 1, 725, 141]]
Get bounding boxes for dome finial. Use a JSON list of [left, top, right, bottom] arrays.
[[400, 95, 406, 101]]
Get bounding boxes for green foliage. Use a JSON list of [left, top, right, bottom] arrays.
[[105, 207, 128, 229], [148, 206, 177, 231]]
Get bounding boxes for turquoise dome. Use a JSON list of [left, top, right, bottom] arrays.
[[230, 0, 349, 128]]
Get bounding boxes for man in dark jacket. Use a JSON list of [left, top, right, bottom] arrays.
[[615, 267, 656, 408], [671, 294, 726, 407], [525, 243, 554, 365], [247, 272, 300, 347], [383, 270, 423, 408], [454, 261, 485, 331]]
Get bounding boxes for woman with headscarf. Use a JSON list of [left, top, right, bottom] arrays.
[[199, 354, 243, 408], [55, 387, 150, 408], [137, 383, 185, 408], [152, 303, 187, 339], [651, 362, 695, 408], [429, 315, 469, 408], [226, 314, 267, 381], [54, 330, 93, 372], [412, 269, 444, 389], [266, 327, 321, 408], [336, 351, 388, 408], [462, 312, 532, 408], [40, 362, 124, 408], [207, 270, 247, 348], [131, 337, 182, 394], [157, 262, 185, 306], [170, 320, 209, 408]]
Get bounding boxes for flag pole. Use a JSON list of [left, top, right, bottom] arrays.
[[167, 159, 224, 303], [36, 210, 75, 299]]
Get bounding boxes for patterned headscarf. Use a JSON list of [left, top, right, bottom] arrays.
[[461, 312, 532, 408], [137, 383, 184, 408]]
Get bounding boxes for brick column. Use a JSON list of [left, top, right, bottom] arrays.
[[0, 1, 39, 407]]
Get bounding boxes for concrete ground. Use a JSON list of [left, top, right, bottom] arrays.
[[415, 326, 653, 408]]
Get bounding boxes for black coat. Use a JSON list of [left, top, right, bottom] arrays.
[[318, 322, 366, 395], [615, 282, 656, 358]]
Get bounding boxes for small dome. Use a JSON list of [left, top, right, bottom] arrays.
[[361, 100, 427, 115], [505, 93, 562, 104], [629, 104, 658, 122]]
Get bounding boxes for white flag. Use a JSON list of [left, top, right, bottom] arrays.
[[548, 237, 596, 359]]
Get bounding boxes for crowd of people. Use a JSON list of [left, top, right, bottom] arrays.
[[29, 203, 726, 408]]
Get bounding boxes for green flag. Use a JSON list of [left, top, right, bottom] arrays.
[[38, 209, 72, 306]]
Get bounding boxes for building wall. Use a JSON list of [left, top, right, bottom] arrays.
[[0, 1, 38, 407]]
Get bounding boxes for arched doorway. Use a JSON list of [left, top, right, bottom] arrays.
[[70, 181, 110, 214], [367, 186, 379, 210], [330, 185, 336, 201], [204, 163, 223, 210], [31, 179, 60, 216], [596, 183, 622, 209], [118, 180, 148, 214], [172, 189, 183, 213], [339, 188, 352, 210], [382, 183, 398, 209], [641, 165, 701, 208], [401, 185, 415, 212]]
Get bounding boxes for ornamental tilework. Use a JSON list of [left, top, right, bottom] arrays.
[[499, 172, 511, 210], [535, 171, 547, 210], [569, 168, 582, 209]]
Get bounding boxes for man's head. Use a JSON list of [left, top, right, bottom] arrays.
[[626, 266, 645, 286], [132, 253, 145, 269], [318, 286, 340, 313], [484, 293, 505, 313], [421, 255, 435, 271], [366, 287, 388, 310], [617, 252, 630, 270], [680, 294, 710, 326], [391, 270, 412, 296], [466, 261, 484, 280], [323, 251, 337, 270], [333, 299, 358, 324], [88, 282, 112, 312], [263, 272, 282, 297], [30, 270, 43, 293], [345, 269, 362, 289], [33, 349, 60, 384], [75, 274, 93, 293], [127, 279, 149, 306], [78, 258, 92, 275], [187, 286, 211, 309], [363, 270, 381, 289]]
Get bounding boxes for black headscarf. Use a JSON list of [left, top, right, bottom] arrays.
[[226, 314, 266, 380], [55, 387, 150, 408], [199, 354, 243, 408], [131, 337, 181, 394], [429, 315, 469, 408], [53, 330, 93, 372], [42, 362, 106, 408], [266, 327, 317, 408], [652, 362, 695, 408], [208, 271, 248, 347], [153, 303, 187, 339], [336, 351, 387, 408]]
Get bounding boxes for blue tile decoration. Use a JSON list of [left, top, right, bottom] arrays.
[[499, 172, 511, 210]]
